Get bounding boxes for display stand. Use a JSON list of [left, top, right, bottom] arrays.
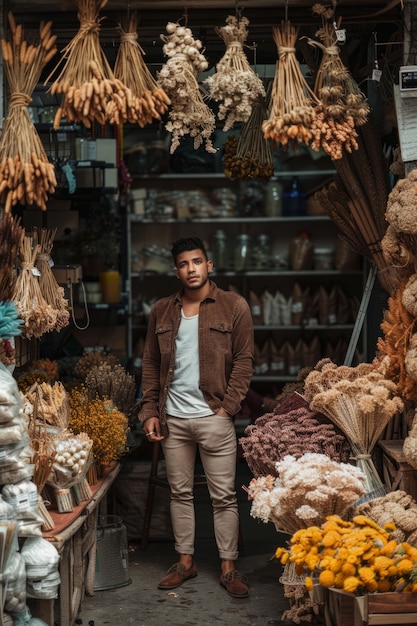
[[31, 463, 120, 626]]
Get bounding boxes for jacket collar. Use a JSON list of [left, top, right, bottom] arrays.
[[174, 279, 217, 305]]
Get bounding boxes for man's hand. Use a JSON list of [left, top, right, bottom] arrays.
[[143, 417, 164, 441]]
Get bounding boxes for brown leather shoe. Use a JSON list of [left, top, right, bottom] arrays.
[[158, 561, 197, 590], [220, 570, 249, 598]]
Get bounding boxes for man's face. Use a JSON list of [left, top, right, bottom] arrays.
[[174, 249, 213, 290]]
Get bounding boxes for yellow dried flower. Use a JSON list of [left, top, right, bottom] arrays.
[[319, 570, 335, 587]]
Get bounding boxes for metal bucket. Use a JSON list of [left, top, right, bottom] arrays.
[[94, 514, 132, 591]]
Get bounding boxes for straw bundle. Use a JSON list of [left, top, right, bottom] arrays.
[[0, 213, 24, 301], [12, 235, 56, 338], [262, 21, 318, 148], [46, 0, 130, 129], [34, 228, 70, 332], [113, 13, 170, 127], [0, 13, 58, 212], [25, 380, 71, 429], [205, 14, 265, 131], [303, 357, 404, 495]]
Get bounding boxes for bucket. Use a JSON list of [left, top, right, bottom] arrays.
[[94, 515, 132, 591]]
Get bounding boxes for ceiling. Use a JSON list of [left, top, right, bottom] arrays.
[[3, 0, 404, 69]]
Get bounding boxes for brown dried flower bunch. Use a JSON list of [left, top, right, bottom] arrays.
[[0, 213, 24, 301], [308, 4, 369, 160], [384, 169, 417, 273], [157, 21, 215, 154], [303, 357, 404, 494], [240, 404, 351, 478], [74, 350, 119, 381], [205, 15, 265, 131], [262, 20, 318, 149], [35, 228, 69, 332]]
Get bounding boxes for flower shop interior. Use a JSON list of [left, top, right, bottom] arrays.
[[1, 0, 417, 624]]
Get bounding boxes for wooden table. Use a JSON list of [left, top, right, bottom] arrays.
[[31, 463, 121, 626]]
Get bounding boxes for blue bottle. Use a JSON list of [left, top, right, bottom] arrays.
[[283, 176, 306, 217]]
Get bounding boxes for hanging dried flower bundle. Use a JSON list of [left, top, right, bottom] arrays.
[[46, 0, 129, 129], [0, 13, 58, 212], [262, 21, 318, 148], [308, 4, 369, 160], [34, 228, 70, 332], [204, 15, 265, 131], [223, 97, 275, 182], [303, 357, 404, 496], [246, 453, 366, 535], [113, 12, 171, 126], [12, 235, 56, 338], [157, 21, 216, 154], [0, 213, 24, 301]]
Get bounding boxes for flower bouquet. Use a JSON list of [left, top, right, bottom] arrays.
[[303, 357, 404, 500], [246, 452, 366, 536]]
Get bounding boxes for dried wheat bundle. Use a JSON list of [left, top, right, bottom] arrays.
[[0, 213, 24, 301], [46, 0, 130, 129], [12, 235, 56, 338], [0, 13, 58, 212], [85, 362, 136, 417], [303, 357, 403, 495], [113, 12, 171, 126], [158, 21, 216, 154], [34, 228, 69, 332], [262, 21, 318, 148], [308, 5, 369, 160], [205, 15, 265, 131], [25, 380, 71, 429]]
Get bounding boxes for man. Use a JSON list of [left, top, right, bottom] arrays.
[[139, 236, 254, 598]]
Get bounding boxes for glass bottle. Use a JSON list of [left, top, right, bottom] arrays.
[[211, 230, 229, 271], [234, 234, 251, 271], [265, 179, 283, 217], [283, 176, 306, 217]]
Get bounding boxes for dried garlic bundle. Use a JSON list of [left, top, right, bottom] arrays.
[[46, 0, 130, 129], [0, 13, 58, 212], [205, 15, 265, 131], [12, 235, 56, 339], [262, 21, 318, 148], [35, 228, 69, 332], [308, 4, 369, 160], [113, 13, 171, 126], [158, 22, 216, 154]]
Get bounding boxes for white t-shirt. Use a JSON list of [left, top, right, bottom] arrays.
[[165, 310, 213, 418]]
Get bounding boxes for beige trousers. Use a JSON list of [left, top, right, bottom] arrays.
[[161, 413, 239, 561]]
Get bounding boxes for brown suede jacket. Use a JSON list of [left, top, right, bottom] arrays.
[[138, 280, 254, 437]]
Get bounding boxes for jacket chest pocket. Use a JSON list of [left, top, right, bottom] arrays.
[[155, 324, 173, 354], [209, 321, 232, 351]]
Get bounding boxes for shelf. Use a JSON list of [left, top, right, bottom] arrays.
[[130, 270, 363, 279], [252, 375, 297, 382], [128, 214, 333, 224], [131, 169, 336, 181]]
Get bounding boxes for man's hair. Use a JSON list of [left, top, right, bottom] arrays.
[[171, 237, 208, 265]]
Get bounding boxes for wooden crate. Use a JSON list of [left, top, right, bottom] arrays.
[[324, 589, 417, 626], [378, 440, 417, 502]]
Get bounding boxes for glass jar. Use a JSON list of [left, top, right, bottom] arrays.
[[251, 234, 272, 269], [234, 234, 251, 271], [265, 179, 283, 217], [211, 230, 229, 271]]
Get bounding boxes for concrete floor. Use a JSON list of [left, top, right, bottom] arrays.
[[74, 459, 298, 626]]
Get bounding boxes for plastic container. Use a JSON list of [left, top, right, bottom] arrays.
[[94, 515, 131, 591]]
